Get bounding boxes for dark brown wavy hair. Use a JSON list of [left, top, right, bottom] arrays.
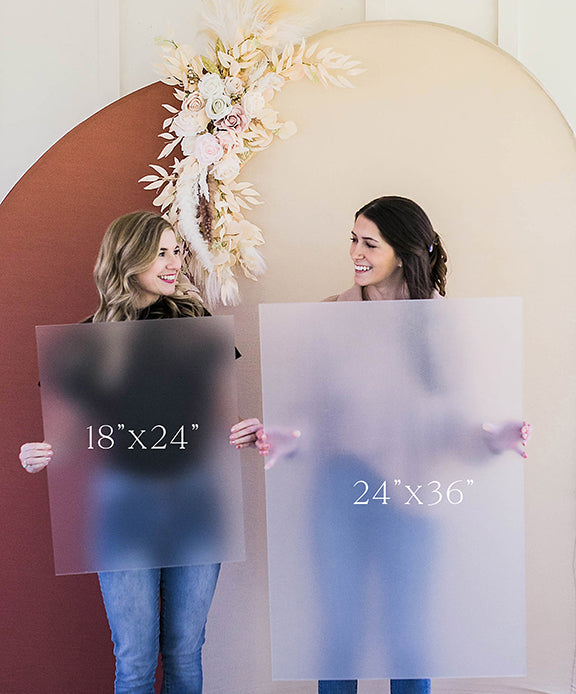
[[355, 196, 448, 299]]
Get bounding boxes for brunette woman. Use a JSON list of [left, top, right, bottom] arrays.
[[256, 196, 530, 694]]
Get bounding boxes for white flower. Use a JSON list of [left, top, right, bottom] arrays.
[[213, 153, 241, 183], [242, 90, 266, 118], [181, 136, 197, 156], [172, 110, 208, 137], [259, 108, 280, 130], [198, 72, 225, 99], [224, 76, 244, 96], [255, 73, 285, 100], [277, 120, 297, 140], [262, 73, 285, 90], [195, 132, 224, 167], [205, 94, 232, 121]]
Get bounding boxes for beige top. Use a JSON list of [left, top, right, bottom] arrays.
[[324, 285, 440, 302]]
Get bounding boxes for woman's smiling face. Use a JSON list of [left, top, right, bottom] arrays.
[[350, 214, 402, 288], [134, 228, 182, 307]]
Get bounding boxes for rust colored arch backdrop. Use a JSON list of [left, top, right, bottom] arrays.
[[0, 81, 173, 693]]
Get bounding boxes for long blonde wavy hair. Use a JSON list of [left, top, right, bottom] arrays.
[[93, 211, 206, 322]]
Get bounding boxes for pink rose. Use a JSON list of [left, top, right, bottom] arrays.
[[214, 104, 250, 132], [194, 133, 224, 167], [224, 76, 244, 96], [182, 92, 204, 112], [216, 129, 243, 153]]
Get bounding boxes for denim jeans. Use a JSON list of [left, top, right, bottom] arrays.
[[318, 680, 431, 693], [98, 564, 220, 694]]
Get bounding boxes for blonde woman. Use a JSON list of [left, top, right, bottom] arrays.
[[20, 211, 261, 694]]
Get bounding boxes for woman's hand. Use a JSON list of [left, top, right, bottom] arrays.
[[229, 418, 263, 449], [482, 421, 532, 459], [19, 442, 53, 473], [255, 427, 301, 470]]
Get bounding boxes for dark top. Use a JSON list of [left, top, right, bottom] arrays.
[[54, 297, 236, 476], [84, 297, 240, 358]]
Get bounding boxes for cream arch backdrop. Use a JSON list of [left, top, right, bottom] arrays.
[[204, 21, 575, 694]]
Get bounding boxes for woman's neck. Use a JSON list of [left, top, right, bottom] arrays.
[[362, 275, 409, 301], [134, 293, 161, 309]]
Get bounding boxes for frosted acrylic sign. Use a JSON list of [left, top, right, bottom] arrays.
[[260, 298, 525, 680], [36, 316, 245, 575]]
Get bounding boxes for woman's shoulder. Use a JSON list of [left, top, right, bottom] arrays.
[[140, 296, 209, 320], [322, 285, 363, 302]]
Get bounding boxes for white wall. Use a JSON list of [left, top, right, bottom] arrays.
[[366, 0, 499, 42], [3, 1, 576, 202], [517, 0, 576, 129], [0, 0, 119, 202]]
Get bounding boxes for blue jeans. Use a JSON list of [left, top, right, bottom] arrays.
[[98, 564, 220, 694], [318, 680, 431, 693]]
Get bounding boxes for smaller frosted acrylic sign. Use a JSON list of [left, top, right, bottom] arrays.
[[36, 316, 245, 574], [260, 298, 525, 680]]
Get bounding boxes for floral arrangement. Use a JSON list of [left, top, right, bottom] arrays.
[[140, 0, 363, 305]]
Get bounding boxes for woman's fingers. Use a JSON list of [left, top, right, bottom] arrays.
[[19, 442, 52, 473], [521, 422, 532, 443], [255, 431, 271, 455], [258, 428, 301, 470], [228, 421, 302, 467], [482, 421, 532, 459], [229, 418, 263, 448], [516, 422, 532, 458]]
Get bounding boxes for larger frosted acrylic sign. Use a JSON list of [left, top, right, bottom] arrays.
[[260, 298, 525, 680], [36, 316, 245, 575]]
